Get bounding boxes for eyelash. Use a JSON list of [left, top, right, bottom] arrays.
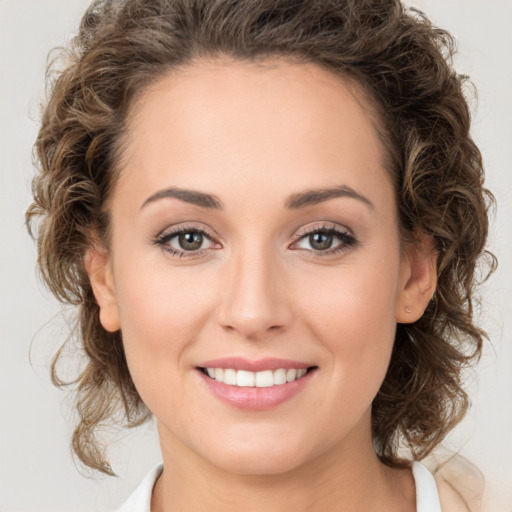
[[152, 224, 218, 259], [291, 224, 358, 257], [153, 223, 358, 259]]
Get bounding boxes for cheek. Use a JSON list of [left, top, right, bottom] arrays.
[[111, 261, 217, 396], [298, 255, 399, 341], [296, 254, 400, 400]]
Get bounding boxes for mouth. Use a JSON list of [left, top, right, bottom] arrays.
[[198, 366, 317, 388], [196, 358, 318, 410]]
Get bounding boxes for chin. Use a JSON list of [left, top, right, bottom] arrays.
[[215, 451, 308, 476], [202, 434, 316, 476]]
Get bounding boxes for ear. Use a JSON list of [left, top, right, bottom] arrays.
[[84, 244, 121, 332], [395, 234, 437, 323]]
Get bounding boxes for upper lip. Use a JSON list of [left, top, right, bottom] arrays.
[[197, 357, 315, 372]]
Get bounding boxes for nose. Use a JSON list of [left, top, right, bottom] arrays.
[[216, 245, 292, 341]]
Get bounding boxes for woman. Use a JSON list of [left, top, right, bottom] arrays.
[[26, 0, 496, 510]]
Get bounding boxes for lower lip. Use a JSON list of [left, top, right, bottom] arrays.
[[198, 369, 314, 411]]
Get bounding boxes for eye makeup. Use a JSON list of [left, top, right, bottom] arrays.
[[151, 220, 358, 260]]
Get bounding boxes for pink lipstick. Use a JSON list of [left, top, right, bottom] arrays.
[[196, 357, 317, 410]]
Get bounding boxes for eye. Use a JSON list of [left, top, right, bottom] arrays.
[[174, 231, 206, 251], [153, 226, 218, 257], [292, 225, 357, 255], [303, 232, 336, 251]]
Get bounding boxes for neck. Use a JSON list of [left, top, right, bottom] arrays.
[[152, 420, 415, 512]]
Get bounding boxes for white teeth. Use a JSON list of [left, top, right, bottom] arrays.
[[274, 368, 287, 385], [214, 368, 224, 382], [204, 367, 310, 387], [286, 368, 297, 382], [255, 370, 274, 388], [223, 368, 237, 385], [236, 370, 255, 387]]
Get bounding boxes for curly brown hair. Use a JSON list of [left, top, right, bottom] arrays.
[[26, 0, 496, 475]]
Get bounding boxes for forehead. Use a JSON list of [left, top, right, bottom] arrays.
[[116, 58, 393, 213], [127, 57, 382, 148]]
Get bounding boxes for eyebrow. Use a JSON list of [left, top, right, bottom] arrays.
[[141, 184, 374, 211], [286, 185, 374, 210], [141, 187, 223, 210]]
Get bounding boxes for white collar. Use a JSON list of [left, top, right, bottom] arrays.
[[117, 461, 441, 511], [413, 461, 442, 512]]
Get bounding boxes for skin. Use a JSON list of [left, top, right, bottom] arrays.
[[87, 58, 440, 511]]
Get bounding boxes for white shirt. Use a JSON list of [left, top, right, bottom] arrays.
[[117, 461, 442, 512]]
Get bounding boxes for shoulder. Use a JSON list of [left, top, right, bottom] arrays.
[[427, 453, 484, 512], [435, 476, 472, 512], [116, 464, 163, 512]]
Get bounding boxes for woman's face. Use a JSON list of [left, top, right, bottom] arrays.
[[91, 59, 424, 475]]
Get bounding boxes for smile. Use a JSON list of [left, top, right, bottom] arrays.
[[201, 367, 309, 387], [197, 359, 317, 410]]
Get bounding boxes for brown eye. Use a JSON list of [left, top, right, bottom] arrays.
[[308, 232, 333, 251], [292, 226, 357, 256], [155, 227, 216, 256], [178, 232, 203, 251]]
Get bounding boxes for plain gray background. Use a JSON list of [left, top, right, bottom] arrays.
[[1, 1, 511, 510]]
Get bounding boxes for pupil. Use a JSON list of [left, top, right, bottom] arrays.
[[310, 232, 332, 250], [179, 232, 203, 250]]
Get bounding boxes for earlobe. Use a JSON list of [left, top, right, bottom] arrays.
[[395, 234, 437, 324], [84, 245, 121, 332]]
